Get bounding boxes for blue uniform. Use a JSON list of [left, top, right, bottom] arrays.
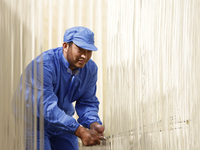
[[20, 47, 102, 150]]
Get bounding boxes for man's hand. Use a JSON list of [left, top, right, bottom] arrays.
[[89, 122, 105, 139], [75, 126, 101, 146]]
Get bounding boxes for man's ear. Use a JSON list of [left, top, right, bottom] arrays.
[[63, 42, 69, 53], [63, 42, 69, 48]]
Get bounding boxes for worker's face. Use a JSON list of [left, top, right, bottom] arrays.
[[63, 42, 92, 70]]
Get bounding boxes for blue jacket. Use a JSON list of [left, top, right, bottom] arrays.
[[20, 47, 102, 134]]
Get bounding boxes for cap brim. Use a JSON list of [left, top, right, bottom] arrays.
[[73, 40, 98, 51]]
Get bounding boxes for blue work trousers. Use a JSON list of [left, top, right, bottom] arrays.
[[26, 119, 79, 150]]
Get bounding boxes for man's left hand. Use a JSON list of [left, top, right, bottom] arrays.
[[89, 122, 105, 139]]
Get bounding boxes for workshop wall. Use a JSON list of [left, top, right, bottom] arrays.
[[104, 0, 200, 150], [1, 0, 200, 150]]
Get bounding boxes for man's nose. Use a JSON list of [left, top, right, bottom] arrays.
[[81, 52, 86, 58], [81, 51, 88, 59]]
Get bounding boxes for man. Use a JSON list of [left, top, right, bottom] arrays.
[[17, 26, 104, 150]]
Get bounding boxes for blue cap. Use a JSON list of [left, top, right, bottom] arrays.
[[63, 26, 98, 51]]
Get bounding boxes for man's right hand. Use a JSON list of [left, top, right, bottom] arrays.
[[75, 126, 100, 146]]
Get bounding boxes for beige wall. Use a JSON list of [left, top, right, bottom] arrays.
[[1, 0, 200, 149], [105, 0, 200, 149]]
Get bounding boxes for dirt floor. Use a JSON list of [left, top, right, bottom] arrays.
[[79, 145, 108, 150], [79, 140, 110, 150]]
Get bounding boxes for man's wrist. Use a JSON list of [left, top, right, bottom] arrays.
[[74, 125, 86, 138]]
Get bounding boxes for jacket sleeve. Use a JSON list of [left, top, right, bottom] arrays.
[[23, 60, 80, 134], [75, 66, 102, 129]]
